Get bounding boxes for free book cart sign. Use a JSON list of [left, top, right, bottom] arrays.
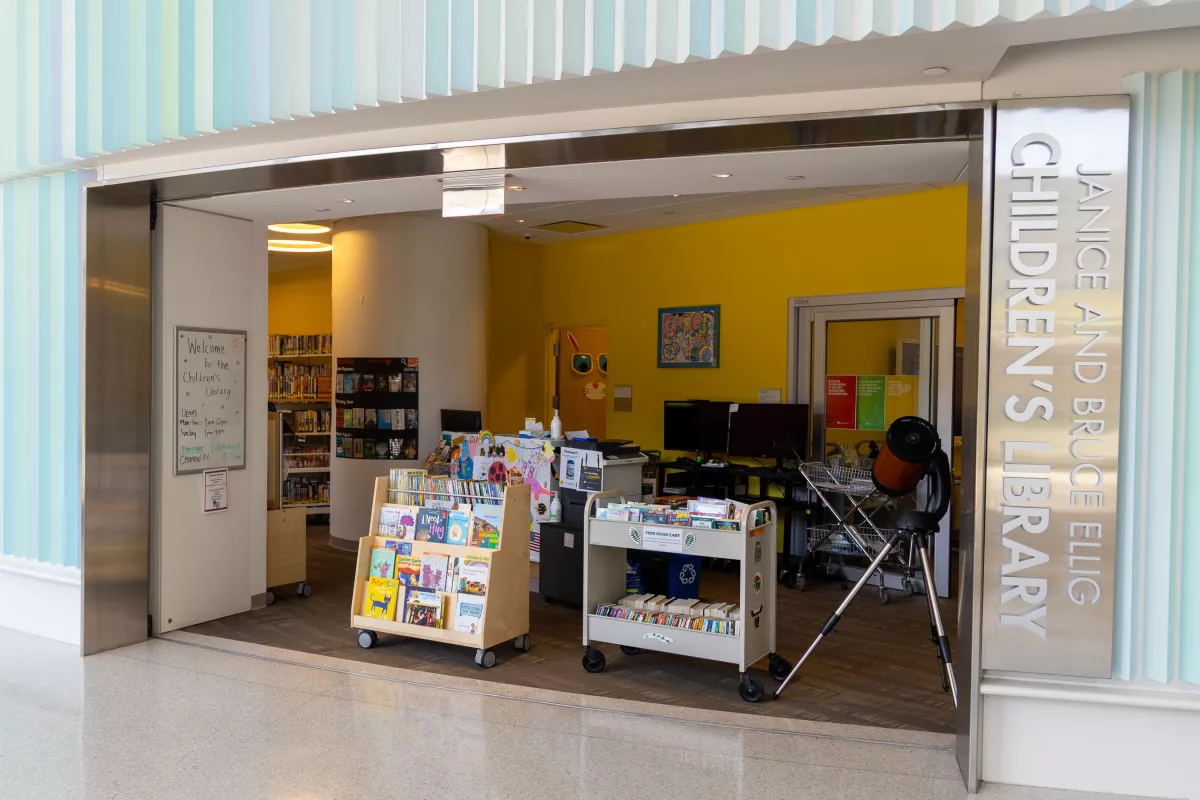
[[981, 98, 1128, 678], [176, 327, 247, 475]]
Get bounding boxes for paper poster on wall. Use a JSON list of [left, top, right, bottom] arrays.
[[175, 327, 247, 475], [825, 375, 857, 430], [202, 469, 228, 513], [884, 375, 918, 424], [855, 375, 886, 430]]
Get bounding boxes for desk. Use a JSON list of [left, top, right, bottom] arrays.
[[655, 460, 744, 500], [737, 467, 819, 589]]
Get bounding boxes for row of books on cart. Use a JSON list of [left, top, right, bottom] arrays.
[[594, 592, 742, 636], [362, 546, 490, 635], [596, 496, 765, 530], [375, 503, 503, 549], [270, 334, 332, 356]]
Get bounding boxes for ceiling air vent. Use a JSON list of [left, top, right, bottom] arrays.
[[532, 220, 608, 234]]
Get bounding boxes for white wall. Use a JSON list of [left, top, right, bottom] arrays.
[[330, 216, 488, 547], [981, 687, 1200, 799], [0, 557, 80, 645], [152, 205, 267, 632]]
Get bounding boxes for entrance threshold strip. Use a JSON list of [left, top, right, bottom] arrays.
[[157, 634, 955, 753]]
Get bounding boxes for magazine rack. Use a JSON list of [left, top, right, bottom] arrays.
[[351, 477, 531, 668], [581, 491, 790, 702]]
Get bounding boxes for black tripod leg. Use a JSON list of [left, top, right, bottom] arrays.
[[916, 535, 958, 707], [774, 533, 902, 700]]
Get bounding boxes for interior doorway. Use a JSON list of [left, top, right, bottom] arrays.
[[552, 326, 609, 439]]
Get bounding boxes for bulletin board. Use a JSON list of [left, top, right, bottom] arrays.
[[175, 327, 247, 475]]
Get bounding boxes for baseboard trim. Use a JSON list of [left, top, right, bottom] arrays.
[[0, 556, 81, 647]]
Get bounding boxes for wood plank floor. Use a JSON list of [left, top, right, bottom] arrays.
[[185, 525, 958, 733]]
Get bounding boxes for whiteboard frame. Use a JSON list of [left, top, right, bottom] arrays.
[[174, 325, 248, 475]]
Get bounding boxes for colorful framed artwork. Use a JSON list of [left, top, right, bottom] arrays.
[[658, 305, 720, 368]]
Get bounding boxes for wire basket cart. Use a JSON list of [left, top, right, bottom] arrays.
[[797, 462, 923, 604]]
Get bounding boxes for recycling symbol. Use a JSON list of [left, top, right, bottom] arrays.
[[679, 563, 698, 585]]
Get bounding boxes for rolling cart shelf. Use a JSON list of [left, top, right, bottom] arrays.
[[581, 490, 790, 703], [350, 478, 531, 669]]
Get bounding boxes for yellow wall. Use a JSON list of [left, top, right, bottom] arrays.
[[488, 186, 968, 449], [268, 261, 332, 335]]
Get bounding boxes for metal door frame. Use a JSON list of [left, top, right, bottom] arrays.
[[806, 302, 957, 595]]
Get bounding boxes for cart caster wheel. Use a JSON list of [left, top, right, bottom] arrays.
[[793, 572, 807, 591], [878, 588, 892, 605], [901, 579, 915, 598], [264, 590, 276, 606], [296, 582, 312, 597], [474, 649, 497, 668], [582, 648, 606, 673], [513, 634, 531, 652], [768, 653, 793, 683], [357, 629, 377, 649], [619, 645, 641, 656], [738, 674, 765, 703]]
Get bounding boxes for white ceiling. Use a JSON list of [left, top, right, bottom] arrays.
[[182, 140, 968, 246]]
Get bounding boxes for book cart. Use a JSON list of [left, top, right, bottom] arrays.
[[351, 477, 532, 668], [581, 491, 791, 702]]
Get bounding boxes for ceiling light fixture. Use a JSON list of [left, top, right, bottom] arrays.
[[672, 193, 681, 197], [922, 66, 948, 77], [267, 239, 334, 253], [508, 185, 526, 191], [268, 222, 332, 234], [315, 207, 330, 212], [712, 173, 732, 179], [785, 175, 806, 181], [517, 219, 525, 223], [336, 198, 355, 204]]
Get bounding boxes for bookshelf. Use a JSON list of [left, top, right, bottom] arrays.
[[351, 477, 532, 667], [269, 334, 333, 514], [581, 491, 788, 703]]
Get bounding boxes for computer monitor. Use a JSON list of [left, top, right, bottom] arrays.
[[663, 400, 731, 455], [441, 409, 483, 433], [727, 403, 810, 463]]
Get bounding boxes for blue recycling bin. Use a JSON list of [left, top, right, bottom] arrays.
[[667, 555, 703, 599]]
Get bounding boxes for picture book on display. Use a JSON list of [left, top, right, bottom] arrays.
[[446, 510, 471, 546], [419, 553, 450, 592], [415, 507, 449, 543], [470, 514, 501, 549], [457, 555, 490, 596], [381, 538, 412, 556], [370, 548, 396, 579], [362, 578, 400, 620], [394, 554, 422, 587], [454, 594, 486, 635], [404, 588, 445, 628]]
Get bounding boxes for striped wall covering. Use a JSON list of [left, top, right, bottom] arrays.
[[1116, 71, 1200, 687], [0, 171, 86, 569], [0, 0, 1188, 181]]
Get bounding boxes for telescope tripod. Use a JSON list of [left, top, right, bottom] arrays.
[[773, 528, 957, 707]]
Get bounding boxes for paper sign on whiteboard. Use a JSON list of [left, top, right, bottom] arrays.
[[176, 327, 247, 474], [202, 469, 229, 513], [642, 526, 684, 553]]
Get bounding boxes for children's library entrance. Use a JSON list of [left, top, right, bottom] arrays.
[[85, 102, 1017, 782]]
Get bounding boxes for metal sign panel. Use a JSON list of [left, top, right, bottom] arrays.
[[981, 98, 1129, 677]]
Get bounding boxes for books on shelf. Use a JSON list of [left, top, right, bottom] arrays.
[[269, 362, 332, 400], [453, 594, 486, 635], [386, 468, 505, 507], [469, 514, 500, 550], [370, 547, 396, 580], [457, 555, 490, 596], [269, 334, 332, 356], [403, 588, 445, 628], [415, 508, 449, 543], [282, 475, 329, 505], [394, 554, 422, 586], [287, 409, 332, 433], [446, 510, 471, 546], [596, 497, 748, 530], [419, 553, 451, 592], [362, 577, 400, 620]]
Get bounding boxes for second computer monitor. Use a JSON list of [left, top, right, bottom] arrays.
[[727, 403, 810, 461]]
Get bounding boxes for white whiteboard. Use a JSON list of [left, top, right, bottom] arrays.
[[175, 326, 247, 474]]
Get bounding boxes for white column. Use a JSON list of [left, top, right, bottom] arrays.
[[330, 215, 488, 547]]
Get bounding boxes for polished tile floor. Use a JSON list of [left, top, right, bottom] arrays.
[[1, 627, 1147, 800]]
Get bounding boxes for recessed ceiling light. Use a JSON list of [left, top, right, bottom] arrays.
[[785, 175, 806, 181], [337, 198, 354, 204], [517, 219, 525, 223], [922, 67, 948, 77], [267, 239, 334, 253], [268, 222, 332, 234], [672, 193, 680, 197], [712, 173, 732, 179], [315, 207, 330, 212], [508, 185, 526, 191]]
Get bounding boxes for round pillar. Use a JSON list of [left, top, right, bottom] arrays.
[[330, 215, 488, 548]]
